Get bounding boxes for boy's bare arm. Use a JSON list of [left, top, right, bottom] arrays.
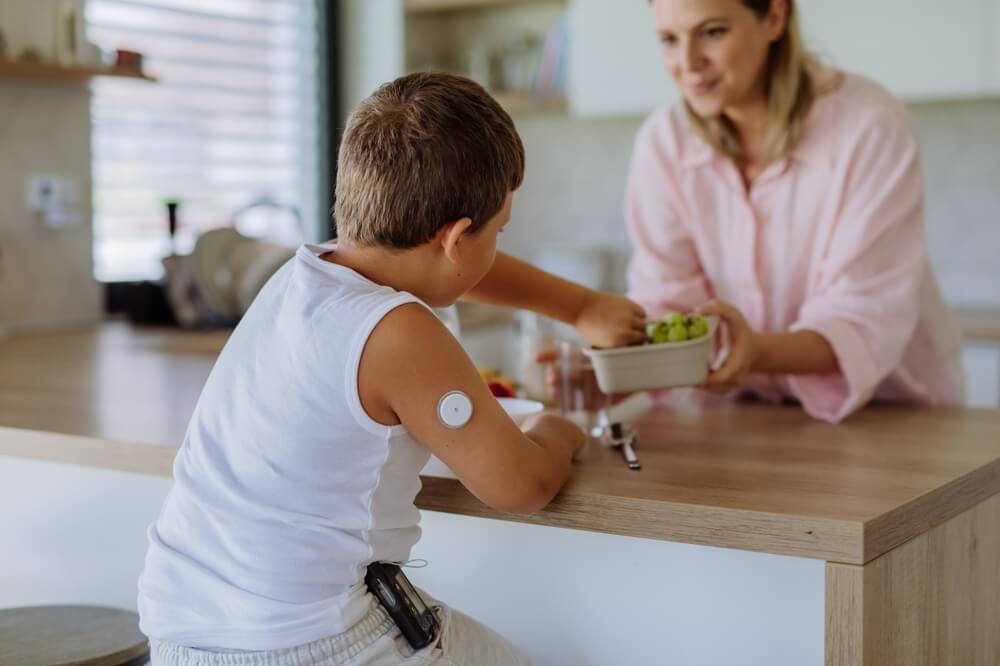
[[359, 303, 585, 514], [464, 252, 647, 348]]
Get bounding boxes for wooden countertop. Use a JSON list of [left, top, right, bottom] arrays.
[[419, 402, 1000, 565], [3, 323, 1000, 566]]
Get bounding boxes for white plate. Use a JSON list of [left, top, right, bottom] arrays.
[[496, 397, 544, 425]]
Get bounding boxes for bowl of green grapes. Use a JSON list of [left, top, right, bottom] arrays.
[[583, 313, 719, 393]]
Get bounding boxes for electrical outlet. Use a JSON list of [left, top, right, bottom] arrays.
[[25, 174, 82, 228], [26, 174, 61, 213]]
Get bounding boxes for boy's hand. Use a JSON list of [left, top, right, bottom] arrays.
[[520, 412, 586, 458], [574, 291, 646, 348]]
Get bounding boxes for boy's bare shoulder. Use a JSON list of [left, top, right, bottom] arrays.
[[359, 301, 477, 425], [365, 302, 460, 368], [377, 301, 445, 339]]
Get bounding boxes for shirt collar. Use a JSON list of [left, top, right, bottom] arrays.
[[679, 121, 834, 172], [787, 130, 834, 171], [680, 134, 715, 168]]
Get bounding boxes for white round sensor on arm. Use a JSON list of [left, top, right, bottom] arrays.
[[437, 390, 473, 429]]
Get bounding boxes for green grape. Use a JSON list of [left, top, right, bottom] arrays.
[[665, 313, 688, 328], [667, 325, 689, 342], [687, 315, 709, 339], [650, 322, 671, 344]]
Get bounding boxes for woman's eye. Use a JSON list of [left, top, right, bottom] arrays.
[[704, 26, 727, 39], [659, 34, 677, 46]]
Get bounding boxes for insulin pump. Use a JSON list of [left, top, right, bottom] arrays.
[[365, 561, 440, 649]]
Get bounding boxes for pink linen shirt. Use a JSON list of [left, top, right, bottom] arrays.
[[625, 73, 965, 423]]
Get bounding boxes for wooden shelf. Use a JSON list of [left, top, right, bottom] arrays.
[[406, 0, 563, 14], [0, 59, 157, 83], [403, 0, 568, 114], [493, 90, 566, 114]]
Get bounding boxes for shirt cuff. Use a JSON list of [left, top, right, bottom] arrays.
[[787, 318, 880, 423]]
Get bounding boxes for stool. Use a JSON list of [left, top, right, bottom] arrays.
[[0, 605, 149, 666]]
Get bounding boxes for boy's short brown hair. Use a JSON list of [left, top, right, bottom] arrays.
[[334, 72, 525, 249]]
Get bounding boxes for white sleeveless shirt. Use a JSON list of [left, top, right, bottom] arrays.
[[138, 244, 431, 650]]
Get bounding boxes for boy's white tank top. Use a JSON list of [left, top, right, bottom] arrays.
[[138, 243, 431, 650]]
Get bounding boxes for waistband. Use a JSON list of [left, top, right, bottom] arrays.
[[149, 602, 396, 666]]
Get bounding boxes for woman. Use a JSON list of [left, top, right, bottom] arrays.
[[626, 0, 965, 422]]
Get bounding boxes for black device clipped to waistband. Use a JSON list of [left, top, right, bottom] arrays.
[[365, 561, 440, 650]]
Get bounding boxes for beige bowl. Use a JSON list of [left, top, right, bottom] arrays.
[[583, 316, 719, 393]]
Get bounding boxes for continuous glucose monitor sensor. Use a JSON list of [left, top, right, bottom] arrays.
[[438, 390, 473, 428]]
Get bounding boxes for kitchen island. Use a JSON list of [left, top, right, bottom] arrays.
[[2, 323, 999, 664]]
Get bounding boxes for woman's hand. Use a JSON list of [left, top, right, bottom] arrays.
[[573, 291, 647, 349], [695, 300, 759, 392]]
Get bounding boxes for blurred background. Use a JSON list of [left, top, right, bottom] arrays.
[[0, 0, 998, 403]]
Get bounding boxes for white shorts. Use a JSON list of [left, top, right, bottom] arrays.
[[149, 595, 531, 666]]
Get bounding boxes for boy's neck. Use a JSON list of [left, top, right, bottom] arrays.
[[321, 241, 446, 306]]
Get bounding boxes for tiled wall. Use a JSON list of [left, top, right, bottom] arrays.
[[0, 0, 100, 334], [913, 99, 1000, 307], [502, 100, 1000, 307], [0, 80, 101, 334]]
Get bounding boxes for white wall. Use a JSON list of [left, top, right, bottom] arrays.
[[1, 456, 825, 665]]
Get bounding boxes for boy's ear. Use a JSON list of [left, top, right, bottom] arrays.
[[438, 217, 473, 264]]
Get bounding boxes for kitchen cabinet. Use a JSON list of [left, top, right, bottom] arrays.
[[991, 0, 1000, 93], [405, 0, 568, 113], [799, 0, 988, 101], [567, 0, 676, 116], [343, 0, 998, 123], [566, 0, 993, 117], [963, 344, 1000, 407], [341, 0, 569, 118]]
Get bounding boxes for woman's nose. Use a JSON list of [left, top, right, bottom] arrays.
[[681, 41, 707, 74]]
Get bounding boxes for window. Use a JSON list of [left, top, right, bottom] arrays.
[[87, 0, 321, 282]]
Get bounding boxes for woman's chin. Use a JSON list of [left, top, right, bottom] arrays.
[[686, 97, 724, 118]]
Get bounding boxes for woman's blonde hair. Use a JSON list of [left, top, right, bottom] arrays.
[[685, 0, 816, 166]]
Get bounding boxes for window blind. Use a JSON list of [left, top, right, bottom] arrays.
[[87, 0, 321, 281]]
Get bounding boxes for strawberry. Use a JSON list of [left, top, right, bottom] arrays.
[[487, 380, 516, 398]]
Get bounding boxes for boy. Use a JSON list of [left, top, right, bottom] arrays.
[[139, 72, 645, 665]]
